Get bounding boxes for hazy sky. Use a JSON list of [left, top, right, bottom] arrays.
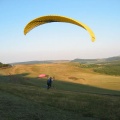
[[0, 0, 120, 63]]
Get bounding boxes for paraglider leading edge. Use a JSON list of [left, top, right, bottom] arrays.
[[24, 15, 96, 42]]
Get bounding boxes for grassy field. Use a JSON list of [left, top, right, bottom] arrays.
[[80, 61, 120, 76], [0, 62, 120, 120]]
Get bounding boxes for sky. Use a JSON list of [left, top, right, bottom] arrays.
[[0, 0, 120, 63]]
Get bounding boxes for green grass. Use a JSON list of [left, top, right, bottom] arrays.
[[93, 64, 120, 76], [0, 73, 120, 120], [79, 62, 120, 76]]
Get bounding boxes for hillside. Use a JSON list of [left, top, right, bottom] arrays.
[[7, 55, 120, 65], [0, 62, 120, 120], [71, 55, 120, 64], [9, 60, 70, 65], [1, 62, 120, 91], [0, 62, 12, 68]]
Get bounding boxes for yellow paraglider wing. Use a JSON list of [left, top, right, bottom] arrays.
[[24, 15, 95, 42]]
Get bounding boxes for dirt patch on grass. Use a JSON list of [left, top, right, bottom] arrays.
[[68, 76, 78, 80]]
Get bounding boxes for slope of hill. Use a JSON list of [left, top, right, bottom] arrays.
[[1, 62, 120, 91], [0, 62, 12, 68], [8, 55, 120, 65], [106, 56, 120, 61], [71, 56, 120, 64], [9, 60, 70, 65], [0, 62, 120, 120]]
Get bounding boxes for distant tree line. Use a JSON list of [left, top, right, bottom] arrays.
[[0, 62, 12, 68]]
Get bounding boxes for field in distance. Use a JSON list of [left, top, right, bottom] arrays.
[[2, 62, 120, 91]]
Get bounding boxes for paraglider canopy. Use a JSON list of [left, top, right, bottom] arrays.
[[38, 74, 47, 78], [24, 15, 96, 42]]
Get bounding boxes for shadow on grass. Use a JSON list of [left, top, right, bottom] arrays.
[[0, 73, 120, 120], [0, 73, 120, 96]]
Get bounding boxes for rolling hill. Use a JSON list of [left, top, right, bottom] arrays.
[[7, 55, 120, 65], [0, 56, 120, 120], [71, 55, 120, 64], [9, 60, 70, 65]]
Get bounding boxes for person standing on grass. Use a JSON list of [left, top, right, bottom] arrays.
[[47, 77, 53, 89]]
